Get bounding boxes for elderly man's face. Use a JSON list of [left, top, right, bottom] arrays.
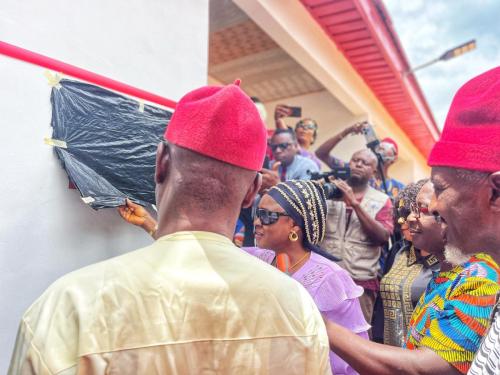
[[430, 167, 491, 257]]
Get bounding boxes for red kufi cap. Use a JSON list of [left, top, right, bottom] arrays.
[[165, 80, 267, 171], [381, 137, 398, 155], [428, 66, 500, 172]]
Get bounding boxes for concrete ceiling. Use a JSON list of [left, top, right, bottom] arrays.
[[209, 0, 325, 102]]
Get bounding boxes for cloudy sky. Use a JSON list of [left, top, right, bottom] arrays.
[[384, 0, 500, 129]]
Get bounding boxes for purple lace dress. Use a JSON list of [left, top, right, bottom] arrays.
[[243, 247, 369, 375]]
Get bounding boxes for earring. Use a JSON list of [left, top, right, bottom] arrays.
[[289, 231, 299, 242]]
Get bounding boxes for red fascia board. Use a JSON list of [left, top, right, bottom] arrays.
[[331, 29, 372, 43], [355, 60, 388, 69], [302, 0, 334, 6], [341, 39, 374, 51], [311, 1, 356, 16], [327, 21, 366, 34], [353, 0, 440, 141], [301, 0, 439, 158], [346, 45, 379, 56], [349, 52, 384, 63], [321, 10, 361, 25]]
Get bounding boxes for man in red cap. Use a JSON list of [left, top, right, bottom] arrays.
[[426, 66, 500, 375], [371, 137, 405, 198], [9, 82, 331, 374], [315, 67, 500, 375]]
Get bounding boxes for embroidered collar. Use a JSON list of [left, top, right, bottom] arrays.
[[407, 245, 439, 267]]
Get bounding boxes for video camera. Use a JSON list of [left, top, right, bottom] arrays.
[[308, 167, 350, 200]]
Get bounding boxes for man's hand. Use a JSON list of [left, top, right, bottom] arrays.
[[260, 162, 281, 193], [343, 122, 366, 137], [118, 198, 149, 226], [118, 199, 158, 238], [274, 105, 291, 129], [331, 179, 390, 244], [332, 179, 358, 207]]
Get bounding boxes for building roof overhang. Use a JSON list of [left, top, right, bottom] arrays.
[[300, 0, 440, 157]]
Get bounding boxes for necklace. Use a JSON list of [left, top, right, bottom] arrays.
[[290, 252, 310, 271]]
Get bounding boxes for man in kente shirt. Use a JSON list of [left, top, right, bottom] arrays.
[[425, 66, 500, 375], [321, 67, 500, 375], [8, 81, 331, 374]]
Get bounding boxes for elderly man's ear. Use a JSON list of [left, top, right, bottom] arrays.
[[488, 171, 500, 210], [155, 141, 171, 184]]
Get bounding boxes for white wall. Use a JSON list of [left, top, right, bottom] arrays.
[[0, 0, 208, 371]]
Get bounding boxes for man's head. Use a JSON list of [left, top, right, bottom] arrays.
[[377, 137, 398, 168], [156, 80, 267, 234], [348, 149, 377, 186], [155, 142, 260, 214], [428, 67, 500, 262], [270, 128, 298, 167]]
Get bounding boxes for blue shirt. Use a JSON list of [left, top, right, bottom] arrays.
[[370, 177, 405, 199], [272, 155, 320, 181]]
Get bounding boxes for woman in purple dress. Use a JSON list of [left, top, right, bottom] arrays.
[[244, 179, 369, 375]]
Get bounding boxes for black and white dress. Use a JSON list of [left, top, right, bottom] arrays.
[[468, 298, 500, 375]]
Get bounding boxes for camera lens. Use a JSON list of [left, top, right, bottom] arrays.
[[322, 183, 343, 200]]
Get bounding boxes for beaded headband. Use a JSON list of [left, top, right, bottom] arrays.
[[267, 180, 327, 245]]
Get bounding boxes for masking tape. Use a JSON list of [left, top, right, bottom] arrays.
[[44, 137, 67, 149], [81, 196, 95, 204], [138, 100, 145, 113], [44, 70, 63, 88]]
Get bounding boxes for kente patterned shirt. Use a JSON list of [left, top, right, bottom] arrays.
[[405, 253, 500, 374]]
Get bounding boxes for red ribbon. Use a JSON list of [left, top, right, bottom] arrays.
[[0, 40, 176, 109]]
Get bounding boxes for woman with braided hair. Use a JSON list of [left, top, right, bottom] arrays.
[[244, 179, 369, 375], [371, 179, 441, 346]]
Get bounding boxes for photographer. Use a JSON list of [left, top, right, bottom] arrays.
[[317, 143, 393, 326], [316, 125, 404, 199]]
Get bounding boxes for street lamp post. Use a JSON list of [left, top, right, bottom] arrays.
[[406, 39, 476, 75]]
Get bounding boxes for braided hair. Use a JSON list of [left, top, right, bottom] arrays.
[[394, 178, 429, 227]]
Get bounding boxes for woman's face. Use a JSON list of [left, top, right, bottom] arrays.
[[295, 120, 317, 149], [407, 182, 444, 257], [254, 194, 297, 252]]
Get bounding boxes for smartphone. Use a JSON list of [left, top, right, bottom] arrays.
[[362, 122, 380, 149], [287, 106, 302, 118]]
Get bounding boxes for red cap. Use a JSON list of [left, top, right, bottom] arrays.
[[428, 66, 500, 172], [165, 80, 267, 171], [381, 137, 398, 155]]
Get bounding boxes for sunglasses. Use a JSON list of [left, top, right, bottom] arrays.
[[256, 208, 289, 225], [270, 142, 293, 152], [296, 123, 317, 131]]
